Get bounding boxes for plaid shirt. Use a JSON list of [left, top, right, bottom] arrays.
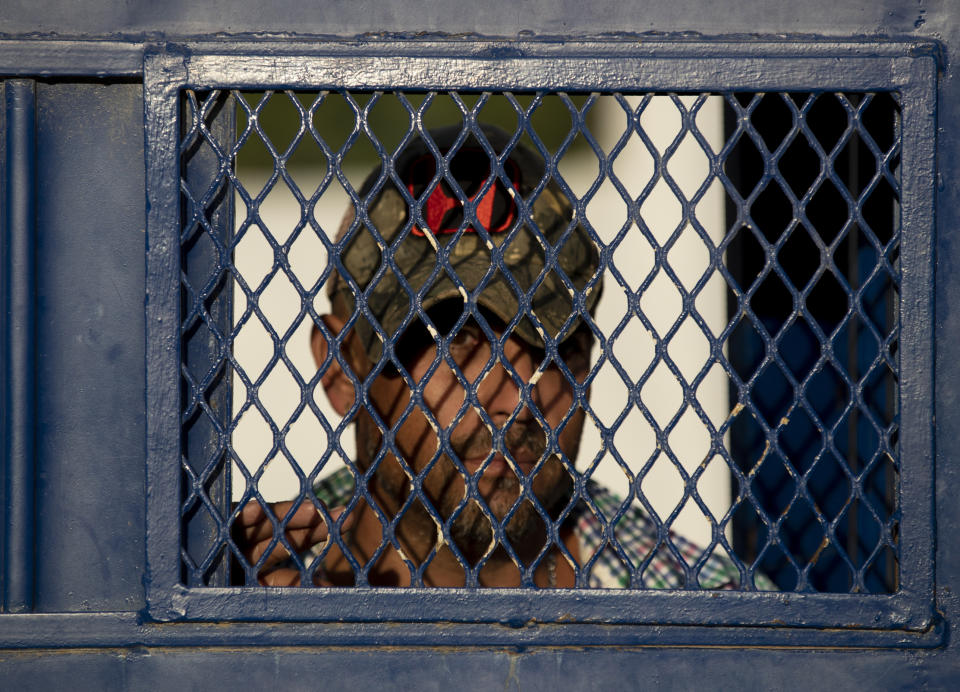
[[314, 467, 774, 590]]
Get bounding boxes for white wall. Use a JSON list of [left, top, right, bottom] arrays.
[[570, 95, 732, 548], [230, 94, 732, 549]]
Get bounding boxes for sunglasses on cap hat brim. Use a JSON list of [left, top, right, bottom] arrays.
[[406, 148, 521, 236]]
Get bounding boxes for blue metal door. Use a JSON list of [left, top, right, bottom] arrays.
[[2, 1, 959, 688]]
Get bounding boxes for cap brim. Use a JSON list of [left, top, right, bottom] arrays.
[[368, 250, 584, 363]]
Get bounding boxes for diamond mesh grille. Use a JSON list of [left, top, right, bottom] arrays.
[[178, 90, 900, 592]]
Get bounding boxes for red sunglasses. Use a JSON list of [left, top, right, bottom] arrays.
[[405, 148, 520, 236]]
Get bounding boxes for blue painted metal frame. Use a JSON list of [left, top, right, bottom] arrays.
[[2, 80, 37, 614], [144, 41, 937, 642]]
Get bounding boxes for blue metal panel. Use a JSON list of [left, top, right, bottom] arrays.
[[0, 0, 947, 41], [0, 0, 958, 686], [33, 82, 147, 612], [0, 611, 946, 649], [0, 644, 954, 689]]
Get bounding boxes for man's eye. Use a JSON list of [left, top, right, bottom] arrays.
[[450, 327, 481, 349], [558, 343, 590, 376]]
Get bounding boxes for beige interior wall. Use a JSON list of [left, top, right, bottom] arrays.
[[230, 94, 732, 550]]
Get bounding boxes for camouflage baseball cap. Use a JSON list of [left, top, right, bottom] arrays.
[[327, 124, 601, 363]]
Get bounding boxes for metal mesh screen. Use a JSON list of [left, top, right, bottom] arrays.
[[178, 89, 900, 592]]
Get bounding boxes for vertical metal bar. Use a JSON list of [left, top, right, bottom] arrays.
[[201, 90, 234, 588], [144, 50, 189, 619], [2, 79, 37, 613], [896, 57, 937, 617], [180, 90, 234, 587], [886, 102, 902, 593], [0, 79, 5, 608], [846, 128, 860, 577]]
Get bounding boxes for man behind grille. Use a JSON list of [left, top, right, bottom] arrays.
[[237, 125, 771, 590]]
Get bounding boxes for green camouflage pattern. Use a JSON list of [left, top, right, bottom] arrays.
[[327, 125, 601, 363]]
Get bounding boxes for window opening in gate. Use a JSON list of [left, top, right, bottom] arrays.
[[178, 89, 900, 593]]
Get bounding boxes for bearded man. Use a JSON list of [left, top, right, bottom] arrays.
[[237, 125, 769, 591]]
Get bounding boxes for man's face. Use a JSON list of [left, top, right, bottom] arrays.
[[358, 307, 592, 563]]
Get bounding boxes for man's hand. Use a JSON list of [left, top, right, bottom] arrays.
[[235, 500, 353, 586]]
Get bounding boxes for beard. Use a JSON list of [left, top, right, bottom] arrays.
[[446, 467, 570, 565], [362, 410, 575, 566], [442, 422, 572, 564]]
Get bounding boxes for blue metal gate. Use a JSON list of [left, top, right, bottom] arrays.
[[2, 1, 959, 688]]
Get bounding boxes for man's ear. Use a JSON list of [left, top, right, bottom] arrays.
[[311, 314, 363, 417]]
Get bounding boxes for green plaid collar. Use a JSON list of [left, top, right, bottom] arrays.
[[314, 467, 774, 590]]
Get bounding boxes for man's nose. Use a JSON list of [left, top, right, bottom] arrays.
[[477, 345, 536, 423]]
